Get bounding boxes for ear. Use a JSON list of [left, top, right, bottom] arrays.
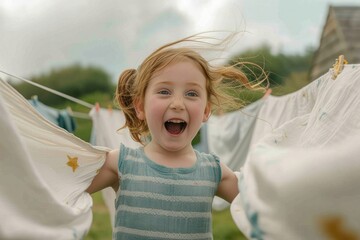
[[202, 103, 211, 122], [134, 99, 145, 120]]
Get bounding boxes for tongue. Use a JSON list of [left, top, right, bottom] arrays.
[[166, 122, 182, 135]]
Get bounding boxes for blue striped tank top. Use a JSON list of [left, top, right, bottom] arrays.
[[113, 144, 222, 240]]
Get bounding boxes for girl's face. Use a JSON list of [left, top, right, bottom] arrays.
[[136, 60, 210, 153]]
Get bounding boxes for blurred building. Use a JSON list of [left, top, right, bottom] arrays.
[[310, 5, 360, 80]]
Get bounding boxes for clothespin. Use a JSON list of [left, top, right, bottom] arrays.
[[95, 102, 100, 112], [262, 88, 272, 99], [66, 106, 73, 114], [31, 95, 39, 106], [107, 104, 113, 114], [331, 55, 348, 80]]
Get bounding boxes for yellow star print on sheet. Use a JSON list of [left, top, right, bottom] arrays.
[[320, 216, 358, 240], [66, 155, 79, 172]]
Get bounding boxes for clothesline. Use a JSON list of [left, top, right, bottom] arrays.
[[66, 107, 92, 119], [0, 69, 95, 109], [0, 54, 347, 111]]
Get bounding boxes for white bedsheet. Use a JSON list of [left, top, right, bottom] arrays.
[[231, 65, 360, 239], [0, 79, 108, 239]]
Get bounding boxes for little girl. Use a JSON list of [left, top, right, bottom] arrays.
[[87, 34, 262, 239]]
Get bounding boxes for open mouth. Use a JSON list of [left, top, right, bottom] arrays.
[[164, 120, 187, 135]]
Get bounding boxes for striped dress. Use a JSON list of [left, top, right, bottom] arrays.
[[113, 144, 222, 240]]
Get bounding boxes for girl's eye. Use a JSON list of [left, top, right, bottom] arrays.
[[158, 89, 170, 95], [186, 91, 199, 97]]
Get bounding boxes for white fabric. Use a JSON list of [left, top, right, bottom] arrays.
[[249, 75, 325, 149], [207, 100, 264, 210], [0, 79, 108, 240], [231, 65, 360, 239], [208, 100, 264, 171], [89, 108, 141, 227], [193, 123, 209, 153], [89, 108, 140, 150]]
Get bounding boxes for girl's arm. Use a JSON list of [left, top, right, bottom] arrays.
[[216, 162, 239, 203], [86, 149, 120, 194]]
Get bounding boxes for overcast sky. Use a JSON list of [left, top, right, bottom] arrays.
[[1, 0, 360, 82]]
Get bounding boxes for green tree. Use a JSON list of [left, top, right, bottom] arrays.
[[13, 64, 114, 106], [229, 44, 314, 87]]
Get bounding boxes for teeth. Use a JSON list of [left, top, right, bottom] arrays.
[[167, 120, 185, 123]]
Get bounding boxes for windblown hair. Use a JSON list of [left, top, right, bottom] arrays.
[[116, 33, 267, 144]]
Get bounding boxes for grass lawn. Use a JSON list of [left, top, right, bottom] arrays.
[[85, 192, 246, 240]]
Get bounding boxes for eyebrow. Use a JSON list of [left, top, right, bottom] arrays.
[[154, 81, 204, 89]]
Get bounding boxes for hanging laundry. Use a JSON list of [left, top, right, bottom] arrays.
[[248, 74, 328, 149], [208, 100, 265, 171], [0, 79, 108, 240], [89, 108, 141, 227], [205, 100, 264, 211], [231, 65, 360, 239], [28, 98, 77, 133], [89, 108, 140, 150], [193, 123, 209, 153]]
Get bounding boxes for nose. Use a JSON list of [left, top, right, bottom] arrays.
[[169, 95, 185, 111]]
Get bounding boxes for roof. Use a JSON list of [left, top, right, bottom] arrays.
[[310, 5, 360, 80], [333, 6, 360, 50]]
